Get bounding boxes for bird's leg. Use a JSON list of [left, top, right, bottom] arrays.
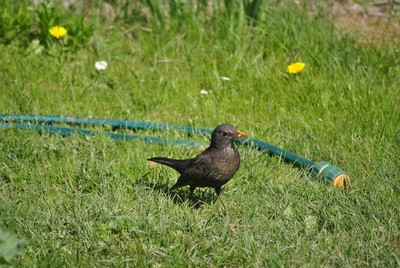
[[215, 187, 228, 214], [189, 186, 195, 207]]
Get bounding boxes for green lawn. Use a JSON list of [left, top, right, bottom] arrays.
[[1, 0, 399, 266]]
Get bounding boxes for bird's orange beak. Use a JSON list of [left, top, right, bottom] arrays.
[[234, 131, 247, 138]]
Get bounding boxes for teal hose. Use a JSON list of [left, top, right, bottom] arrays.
[[0, 122, 204, 147], [0, 114, 350, 188]]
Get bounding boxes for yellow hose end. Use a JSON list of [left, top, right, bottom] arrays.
[[333, 174, 351, 189]]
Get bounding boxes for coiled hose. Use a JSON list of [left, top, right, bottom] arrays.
[[0, 114, 350, 188]]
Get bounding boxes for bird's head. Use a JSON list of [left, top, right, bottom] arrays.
[[210, 124, 247, 148]]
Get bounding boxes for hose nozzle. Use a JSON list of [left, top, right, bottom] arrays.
[[310, 161, 350, 189]]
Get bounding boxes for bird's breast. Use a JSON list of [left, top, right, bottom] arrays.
[[211, 148, 240, 179]]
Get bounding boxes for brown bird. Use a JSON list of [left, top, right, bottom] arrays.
[[148, 124, 247, 212]]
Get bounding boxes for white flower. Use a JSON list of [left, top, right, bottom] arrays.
[[95, 61, 108, 70], [220, 77, 231, 81], [200, 90, 209, 95]]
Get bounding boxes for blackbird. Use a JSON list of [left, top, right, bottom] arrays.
[[148, 124, 247, 211]]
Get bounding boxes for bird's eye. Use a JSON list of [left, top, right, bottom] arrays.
[[222, 132, 228, 136]]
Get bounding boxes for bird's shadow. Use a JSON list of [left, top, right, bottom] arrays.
[[135, 172, 217, 209]]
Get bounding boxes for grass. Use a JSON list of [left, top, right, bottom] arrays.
[[1, 0, 399, 266]]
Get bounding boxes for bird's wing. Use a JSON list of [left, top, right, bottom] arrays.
[[170, 152, 215, 189]]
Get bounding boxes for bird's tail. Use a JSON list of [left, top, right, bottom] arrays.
[[147, 157, 189, 174]]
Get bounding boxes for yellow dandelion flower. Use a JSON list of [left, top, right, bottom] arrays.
[[287, 62, 306, 74], [49, 26, 68, 39]]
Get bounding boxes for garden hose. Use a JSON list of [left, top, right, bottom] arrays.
[[0, 114, 350, 188]]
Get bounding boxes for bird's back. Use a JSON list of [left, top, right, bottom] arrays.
[[171, 145, 240, 189]]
